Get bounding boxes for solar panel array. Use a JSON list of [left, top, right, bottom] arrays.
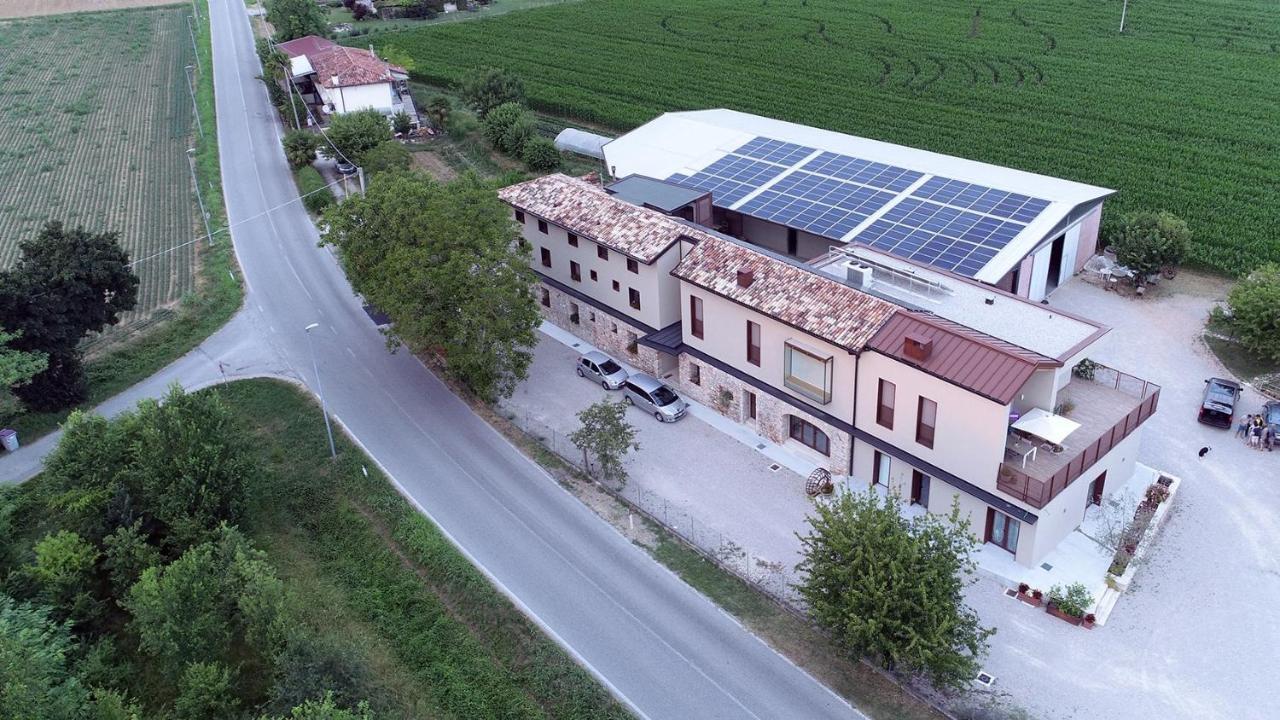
[[801, 152, 923, 193], [665, 154, 789, 206], [912, 176, 1050, 224], [734, 137, 817, 166], [855, 198, 1027, 277], [737, 172, 898, 239]]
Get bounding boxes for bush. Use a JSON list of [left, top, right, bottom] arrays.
[[1048, 582, 1094, 617], [1107, 210, 1190, 279], [391, 111, 412, 136], [521, 136, 561, 172], [1226, 262, 1280, 362], [499, 112, 537, 156], [358, 141, 411, 176], [297, 167, 335, 215], [481, 102, 527, 150], [283, 131, 321, 169]]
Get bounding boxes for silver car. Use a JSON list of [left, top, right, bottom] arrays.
[[622, 373, 688, 422], [576, 350, 628, 390]]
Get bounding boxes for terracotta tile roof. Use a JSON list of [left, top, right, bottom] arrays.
[[276, 35, 336, 59], [867, 312, 1059, 404], [310, 45, 403, 88], [498, 174, 694, 263], [672, 235, 898, 351]]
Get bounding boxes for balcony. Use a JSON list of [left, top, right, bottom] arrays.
[[997, 364, 1160, 509]]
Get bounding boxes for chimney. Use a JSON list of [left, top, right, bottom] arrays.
[[903, 333, 933, 361], [737, 268, 755, 288]]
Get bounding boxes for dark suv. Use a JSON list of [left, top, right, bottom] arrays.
[[1198, 377, 1242, 428], [1263, 400, 1280, 435]]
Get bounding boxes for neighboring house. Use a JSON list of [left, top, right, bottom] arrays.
[[499, 171, 1160, 568], [602, 109, 1112, 302], [275, 35, 416, 126]]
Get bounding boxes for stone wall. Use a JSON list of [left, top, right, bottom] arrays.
[[674, 354, 852, 475], [538, 282, 661, 374]]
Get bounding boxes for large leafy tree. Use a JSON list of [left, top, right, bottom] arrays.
[[569, 400, 639, 485], [796, 490, 993, 691], [0, 222, 138, 410], [324, 109, 391, 166], [1227, 262, 1280, 362], [0, 594, 89, 719], [322, 172, 539, 400], [458, 66, 525, 118], [264, 0, 328, 41], [1107, 210, 1190, 280]]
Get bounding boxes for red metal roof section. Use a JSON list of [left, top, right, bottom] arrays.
[[868, 312, 1059, 404]]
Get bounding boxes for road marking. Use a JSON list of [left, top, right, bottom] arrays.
[[345, 346, 356, 358]]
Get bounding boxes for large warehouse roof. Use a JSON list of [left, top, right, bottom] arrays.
[[602, 109, 1113, 284]]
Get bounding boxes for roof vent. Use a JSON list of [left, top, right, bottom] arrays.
[[737, 268, 755, 288], [903, 334, 933, 362], [844, 260, 874, 290]]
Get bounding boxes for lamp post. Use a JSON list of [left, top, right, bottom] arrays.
[[305, 323, 338, 459], [185, 65, 204, 138], [187, 148, 213, 246]]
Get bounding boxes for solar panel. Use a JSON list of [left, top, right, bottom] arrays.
[[913, 177, 1050, 224], [664, 153, 790, 206], [733, 137, 817, 166], [737, 171, 898, 239], [801, 151, 924, 192], [855, 198, 1026, 277]]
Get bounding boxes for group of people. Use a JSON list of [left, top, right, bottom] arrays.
[[1236, 414, 1274, 451]]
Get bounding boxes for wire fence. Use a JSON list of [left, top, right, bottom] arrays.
[[501, 406, 803, 605]]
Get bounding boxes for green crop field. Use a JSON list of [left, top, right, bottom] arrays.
[[0, 6, 200, 340], [373, 0, 1279, 275]]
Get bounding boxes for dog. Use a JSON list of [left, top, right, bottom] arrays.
[[1198, 446, 1211, 459]]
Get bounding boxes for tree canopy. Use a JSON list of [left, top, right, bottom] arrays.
[[264, 0, 328, 41], [321, 171, 540, 400], [1107, 210, 1190, 279], [569, 400, 639, 484], [1, 328, 47, 413], [1227, 262, 1280, 362], [0, 222, 138, 410], [359, 141, 412, 176], [324, 109, 391, 166], [796, 490, 993, 691], [283, 130, 322, 169], [458, 66, 525, 118]]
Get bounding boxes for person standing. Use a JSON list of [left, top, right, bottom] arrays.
[[1237, 415, 1252, 439]]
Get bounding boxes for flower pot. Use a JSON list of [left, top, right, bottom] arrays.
[[1017, 590, 1042, 608], [1046, 602, 1083, 626], [1082, 614, 1097, 630]]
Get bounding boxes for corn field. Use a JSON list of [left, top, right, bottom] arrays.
[[374, 0, 1280, 275], [0, 7, 199, 336]]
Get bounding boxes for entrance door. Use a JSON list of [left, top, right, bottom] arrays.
[[786, 228, 798, 257], [1087, 472, 1106, 508], [985, 508, 1020, 554], [1046, 235, 1066, 292], [910, 470, 930, 507]]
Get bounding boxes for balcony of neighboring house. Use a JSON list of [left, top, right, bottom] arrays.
[[998, 363, 1160, 509]]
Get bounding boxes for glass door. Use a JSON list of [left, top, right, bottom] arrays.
[[989, 511, 1020, 554]]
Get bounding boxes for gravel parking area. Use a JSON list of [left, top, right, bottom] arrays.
[[508, 271, 1280, 720]]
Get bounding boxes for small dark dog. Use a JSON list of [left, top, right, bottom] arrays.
[[1198, 446, 1211, 459]]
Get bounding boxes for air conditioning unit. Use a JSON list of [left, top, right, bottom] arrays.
[[844, 260, 874, 290]]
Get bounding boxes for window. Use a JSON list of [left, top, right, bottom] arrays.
[[689, 362, 701, 386], [783, 342, 833, 404], [570, 261, 581, 282], [540, 247, 551, 268], [597, 245, 609, 261], [626, 332, 638, 355], [537, 219, 548, 234], [789, 416, 830, 456], [514, 209, 525, 224], [746, 321, 761, 366], [567, 232, 578, 247], [612, 280, 620, 292], [540, 288, 550, 307], [690, 296, 704, 339], [987, 510, 1020, 554], [629, 288, 641, 310], [627, 258, 639, 274], [916, 397, 937, 449], [910, 470, 930, 506], [590, 269, 598, 282], [745, 390, 756, 420], [569, 302, 580, 325], [872, 451, 890, 486], [611, 322, 618, 334], [876, 379, 895, 429]]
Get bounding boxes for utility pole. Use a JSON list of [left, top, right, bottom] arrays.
[[187, 148, 213, 245], [1119, 0, 1129, 33], [305, 323, 338, 459], [187, 14, 201, 72], [357, 166, 366, 194], [185, 65, 203, 138]]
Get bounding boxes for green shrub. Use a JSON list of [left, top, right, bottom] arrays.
[[521, 136, 561, 172], [283, 130, 321, 169], [1048, 582, 1093, 618], [481, 102, 527, 150], [297, 167, 335, 215], [1107, 210, 1190, 279], [1226, 263, 1280, 362]]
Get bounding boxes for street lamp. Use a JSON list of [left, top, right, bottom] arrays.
[[185, 64, 204, 138], [187, 148, 213, 246], [305, 322, 338, 459]]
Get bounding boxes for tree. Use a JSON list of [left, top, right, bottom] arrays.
[[391, 110, 413, 136], [359, 141, 412, 176], [0, 595, 90, 720], [1, 328, 47, 414], [264, 0, 328, 41], [458, 66, 525, 118], [481, 101, 526, 149], [424, 94, 451, 131], [321, 172, 540, 400], [283, 130, 322, 168], [521, 137, 561, 173], [124, 525, 286, 678], [174, 661, 238, 720], [102, 522, 161, 596], [500, 112, 537, 156], [795, 490, 993, 691], [0, 222, 138, 411], [19, 531, 101, 624], [1226, 262, 1280, 362], [351, 3, 369, 21], [261, 692, 374, 720], [324, 109, 391, 165], [1107, 210, 1190, 281], [569, 400, 639, 484]]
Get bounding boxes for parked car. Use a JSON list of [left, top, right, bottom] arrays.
[[576, 350, 628, 390], [622, 374, 688, 422], [1198, 377, 1242, 428], [335, 160, 358, 176], [1263, 400, 1280, 435]]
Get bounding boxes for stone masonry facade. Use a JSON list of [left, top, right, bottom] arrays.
[[538, 282, 663, 375], [673, 354, 852, 475]]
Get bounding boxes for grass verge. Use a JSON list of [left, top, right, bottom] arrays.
[[1203, 335, 1276, 384], [2, 0, 241, 441]]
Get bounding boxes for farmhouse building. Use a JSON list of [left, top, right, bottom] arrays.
[[275, 36, 416, 125], [499, 172, 1159, 568], [601, 109, 1112, 302]]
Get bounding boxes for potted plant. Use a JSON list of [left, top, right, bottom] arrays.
[[1082, 613, 1097, 630], [1016, 584, 1042, 607], [1046, 582, 1093, 626]]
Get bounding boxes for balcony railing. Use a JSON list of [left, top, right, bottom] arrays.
[[997, 364, 1160, 509]]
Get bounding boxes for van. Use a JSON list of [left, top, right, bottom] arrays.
[[622, 373, 688, 422]]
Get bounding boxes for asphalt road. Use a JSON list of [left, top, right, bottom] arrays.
[[1, 0, 869, 717]]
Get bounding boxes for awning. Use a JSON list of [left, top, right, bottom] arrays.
[[1012, 408, 1080, 445]]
